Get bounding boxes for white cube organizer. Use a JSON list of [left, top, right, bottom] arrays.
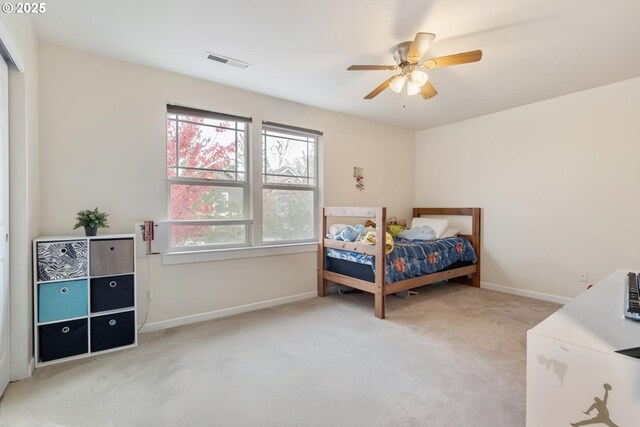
[[33, 234, 137, 367]]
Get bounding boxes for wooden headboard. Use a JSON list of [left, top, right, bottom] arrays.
[[321, 207, 480, 257], [412, 207, 481, 279]]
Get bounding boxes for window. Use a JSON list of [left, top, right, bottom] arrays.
[[262, 123, 318, 243], [166, 105, 250, 249], [166, 106, 320, 251]]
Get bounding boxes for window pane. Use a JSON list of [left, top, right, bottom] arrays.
[[171, 224, 246, 247], [177, 115, 238, 129], [178, 169, 239, 181], [167, 117, 177, 169], [237, 131, 246, 172], [264, 175, 308, 184], [178, 120, 238, 172], [263, 189, 314, 241], [263, 132, 314, 181], [170, 184, 244, 220], [308, 142, 315, 178]]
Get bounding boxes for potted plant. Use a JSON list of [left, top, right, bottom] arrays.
[[74, 207, 110, 236]]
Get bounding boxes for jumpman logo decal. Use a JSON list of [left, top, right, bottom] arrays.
[[571, 383, 618, 427]]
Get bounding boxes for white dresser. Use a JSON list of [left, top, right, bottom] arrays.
[[526, 269, 640, 426]]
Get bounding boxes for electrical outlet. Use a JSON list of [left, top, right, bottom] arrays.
[[146, 289, 152, 301], [579, 273, 588, 283]]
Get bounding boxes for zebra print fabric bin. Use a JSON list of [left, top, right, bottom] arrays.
[[37, 240, 88, 281]]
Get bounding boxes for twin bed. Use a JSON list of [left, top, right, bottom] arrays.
[[318, 207, 481, 319]]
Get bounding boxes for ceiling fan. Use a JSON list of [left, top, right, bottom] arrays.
[[348, 32, 482, 101]]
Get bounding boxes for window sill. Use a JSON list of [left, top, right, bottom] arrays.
[[159, 242, 319, 266]]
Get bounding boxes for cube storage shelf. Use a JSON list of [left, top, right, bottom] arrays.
[[33, 234, 137, 367]]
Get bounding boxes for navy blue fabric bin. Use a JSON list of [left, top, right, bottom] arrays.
[[91, 310, 135, 352], [39, 319, 88, 362], [90, 275, 134, 313]]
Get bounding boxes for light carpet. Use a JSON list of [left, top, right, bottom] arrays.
[[0, 283, 559, 427]]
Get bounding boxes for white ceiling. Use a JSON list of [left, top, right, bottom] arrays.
[[32, 0, 640, 130]]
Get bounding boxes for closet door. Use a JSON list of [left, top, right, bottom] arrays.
[[0, 57, 9, 396]]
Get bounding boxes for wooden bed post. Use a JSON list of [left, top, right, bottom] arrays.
[[318, 207, 327, 297], [471, 208, 481, 287], [374, 207, 386, 319]]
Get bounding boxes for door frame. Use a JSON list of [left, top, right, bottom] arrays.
[[0, 56, 7, 395], [0, 16, 26, 386]]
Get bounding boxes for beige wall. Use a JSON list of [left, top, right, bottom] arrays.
[[415, 77, 640, 300], [1, 14, 39, 380], [38, 42, 415, 326]]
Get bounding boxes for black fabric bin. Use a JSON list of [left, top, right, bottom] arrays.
[[90, 275, 134, 312], [39, 319, 88, 362], [91, 310, 135, 352]]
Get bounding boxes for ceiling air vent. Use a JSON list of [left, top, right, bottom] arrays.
[[204, 52, 249, 69]]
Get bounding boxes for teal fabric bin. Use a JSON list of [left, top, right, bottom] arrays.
[[38, 279, 88, 323]]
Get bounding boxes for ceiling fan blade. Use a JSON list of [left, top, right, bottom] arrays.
[[347, 65, 398, 71], [420, 81, 438, 100], [406, 32, 436, 64], [422, 50, 482, 68], [364, 77, 394, 99]]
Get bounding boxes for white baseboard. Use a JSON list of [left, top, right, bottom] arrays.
[[139, 291, 317, 333], [480, 281, 571, 305]]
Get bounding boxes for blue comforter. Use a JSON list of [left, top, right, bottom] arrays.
[[326, 237, 477, 284]]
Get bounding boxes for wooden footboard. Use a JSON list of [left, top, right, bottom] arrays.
[[318, 207, 481, 319]]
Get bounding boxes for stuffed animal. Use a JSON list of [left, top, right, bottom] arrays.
[[387, 224, 405, 238], [384, 217, 407, 237], [361, 231, 395, 254], [386, 216, 407, 227], [327, 224, 350, 239], [337, 226, 360, 242], [328, 223, 368, 242]]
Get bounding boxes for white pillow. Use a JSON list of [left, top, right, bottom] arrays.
[[440, 227, 460, 239], [411, 217, 449, 239]]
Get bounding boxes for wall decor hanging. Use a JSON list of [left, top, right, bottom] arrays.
[[354, 166, 364, 191]]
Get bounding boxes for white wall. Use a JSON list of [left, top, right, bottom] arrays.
[[415, 77, 640, 300], [0, 14, 39, 380], [38, 42, 415, 326]]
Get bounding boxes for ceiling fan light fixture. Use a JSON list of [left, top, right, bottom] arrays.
[[410, 69, 429, 86], [389, 75, 406, 93], [347, 31, 482, 101], [406, 80, 421, 96]]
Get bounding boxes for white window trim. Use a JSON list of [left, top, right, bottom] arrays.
[[166, 179, 252, 251], [166, 106, 251, 251], [165, 105, 322, 254], [260, 124, 320, 245]]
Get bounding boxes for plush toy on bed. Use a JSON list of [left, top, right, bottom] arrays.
[[337, 226, 359, 242], [386, 217, 407, 238], [328, 223, 367, 242], [386, 216, 407, 227], [354, 224, 366, 240], [361, 231, 395, 254]]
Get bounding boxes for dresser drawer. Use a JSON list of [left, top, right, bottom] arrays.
[[90, 275, 134, 313], [91, 310, 135, 352], [37, 240, 88, 282], [38, 318, 88, 362], [38, 279, 88, 323], [90, 239, 134, 276]]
